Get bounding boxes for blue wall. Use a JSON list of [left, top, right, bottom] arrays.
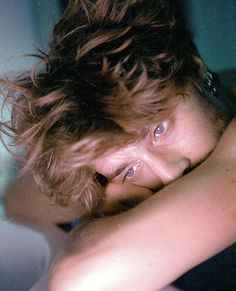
[[0, 0, 61, 73], [186, 0, 236, 73]]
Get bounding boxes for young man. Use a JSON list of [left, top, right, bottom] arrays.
[[1, 0, 236, 289]]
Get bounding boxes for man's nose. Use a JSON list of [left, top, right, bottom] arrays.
[[142, 148, 190, 185]]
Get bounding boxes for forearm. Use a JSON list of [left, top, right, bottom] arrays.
[[49, 158, 236, 291]]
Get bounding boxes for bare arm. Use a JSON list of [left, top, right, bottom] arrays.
[[49, 120, 236, 291], [4, 172, 85, 224]]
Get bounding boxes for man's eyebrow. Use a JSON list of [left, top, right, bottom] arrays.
[[107, 162, 129, 180]]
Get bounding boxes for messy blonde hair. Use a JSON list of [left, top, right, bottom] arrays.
[[1, 0, 205, 213]]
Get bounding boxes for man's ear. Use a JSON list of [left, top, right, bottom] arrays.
[[193, 56, 207, 79]]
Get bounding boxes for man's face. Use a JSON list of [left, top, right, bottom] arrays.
[[93, 87, 225, 214]]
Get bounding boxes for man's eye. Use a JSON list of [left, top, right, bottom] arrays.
[[123, 162, 140, 182], [154, 121, 168, 137], [126, 167, 135, 178]]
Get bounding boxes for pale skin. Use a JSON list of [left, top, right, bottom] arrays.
[[49, 117, 236, 291]]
